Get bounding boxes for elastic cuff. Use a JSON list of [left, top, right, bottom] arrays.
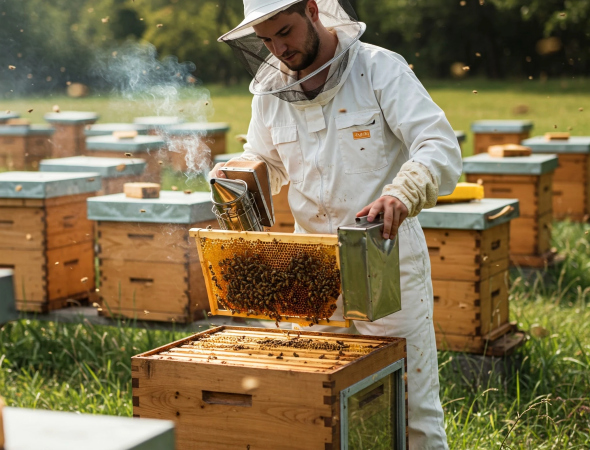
[[382, 189, 414, 217]]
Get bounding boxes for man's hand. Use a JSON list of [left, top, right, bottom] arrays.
[[356, 196, 409, 240], [209, 162, 227, 180]]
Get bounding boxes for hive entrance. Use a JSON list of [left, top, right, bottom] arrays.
[[192, 229, 348, 327]]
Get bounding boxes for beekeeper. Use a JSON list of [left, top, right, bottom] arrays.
[[210, 0, 461, 447]]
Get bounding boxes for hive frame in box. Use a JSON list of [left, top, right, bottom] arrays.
[[190, 228, 350, 327], [340, 359, 406, 450]]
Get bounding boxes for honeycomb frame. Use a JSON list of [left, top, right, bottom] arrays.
[[190, 228, 350, 327]]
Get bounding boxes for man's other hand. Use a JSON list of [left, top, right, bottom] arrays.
[[208, 163, 228, 180], [356, 196, 409, 239]]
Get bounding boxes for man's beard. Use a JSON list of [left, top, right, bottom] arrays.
[[282, 19, 320, 72]]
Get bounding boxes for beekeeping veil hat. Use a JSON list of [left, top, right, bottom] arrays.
[[218, 0, 365, 103]]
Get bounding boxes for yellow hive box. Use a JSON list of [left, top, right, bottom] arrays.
[[437, 182, 485, 203]]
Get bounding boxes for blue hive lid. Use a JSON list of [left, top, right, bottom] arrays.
[[462, 153, 559, 175], [522, 136, 590, 154], [84, 123, 150, 137], [0, 171, 102, 198], [167, 122, 231, 136], [40, 156, 147, 178], [44, 111, 99, 124], [86, 135, 165, 153], [471, 120, 534, 133]]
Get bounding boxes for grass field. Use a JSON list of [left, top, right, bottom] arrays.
[[1, 79, 590, 448]]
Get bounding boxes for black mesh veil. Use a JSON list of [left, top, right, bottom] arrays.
[[219, 0, 364, 102]]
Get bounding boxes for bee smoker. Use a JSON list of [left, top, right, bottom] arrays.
[[338, 213, 402, 321], [210, 160, 275, 232]]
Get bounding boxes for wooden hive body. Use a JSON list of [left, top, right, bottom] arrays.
[[0, 172, 100, 312], [0, 125, 53, 171], [132, 326, 407, 450], [44, 112, 99, 158], [85, 135, 166, 184], [40, 156, 148, 196], [418, 199, 524, 355], [471, 120, 533, 155], [89, 191, 218, 323], [463, 154, 558, 268], [523, 136, 590, 222]]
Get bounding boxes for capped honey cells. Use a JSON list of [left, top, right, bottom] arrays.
[[200, 236, 341, 324]]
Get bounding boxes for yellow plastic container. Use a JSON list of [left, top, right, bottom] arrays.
[[437, 182, 484, 203]]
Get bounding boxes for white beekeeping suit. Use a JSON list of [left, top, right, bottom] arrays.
[[216, 1, 462, 448]]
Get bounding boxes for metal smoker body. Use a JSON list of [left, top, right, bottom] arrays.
[[210, 178, 264, 231], [338, 214, 402, 322]]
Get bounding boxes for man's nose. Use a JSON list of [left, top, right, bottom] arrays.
[[274, 40, 288, 57]]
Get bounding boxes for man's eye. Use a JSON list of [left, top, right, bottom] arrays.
[[279, 30, 290, 37]]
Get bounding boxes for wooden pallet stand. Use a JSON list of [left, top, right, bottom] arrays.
[[40, 156, 147, 196], [522, 135, 590, 222], [132, 326, 408, 450], [0, 123, 54, 170], [464, 153, 559, 268], [0, 172, 101, 312], [85, 135, 165, 183], [84, 123, 149, 137], [167, 122, 230, 171], [418, 198, 524, 354], [1, 407, 174, 449], [44, 111, 99, 158], [133, 116, 184, 136], [88, 188, 217, 323], [0, 268, 17, 325], [471, 120, 533, 155]]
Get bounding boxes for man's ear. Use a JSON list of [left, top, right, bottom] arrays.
[[307, 0, 320, 22]]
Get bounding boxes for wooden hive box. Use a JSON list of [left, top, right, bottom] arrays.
[[167, 122, 231, 171], [1, 407, 174, 449], [0, 111, 20, 124], [213, 152, 296, 233], [85, 135, 165, 183], [522, 135, 590, 222], [44, 111, 99, 158], [471, 120, 533, 155], [133, 116, 184, 136], [0, 124, 54, 171], [40, 156, 147, 196], [84, 123, 150, 137], [463, 153, 559, 267], [0, 268, 17, 326], [132, 326, 407, 450], [0, 171, 101, 312], [417, 199, 524, 355], [87, 190, 218, 323]]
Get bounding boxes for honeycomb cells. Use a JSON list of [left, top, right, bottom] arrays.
[[200, 236, 341, 323]]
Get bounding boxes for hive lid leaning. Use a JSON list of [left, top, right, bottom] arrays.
[[418, 198, 520, 230], [44, 111, 99, 124], [0, 171, 102, 199], [2, 407, 175, 450], [0, 124, 54, 136], [471, 120, 534, 133], [462, 153, 559, 175], [213, 152, 244, 165], [40, 156, 147, 178], [86, 135, 165, 152], [87, 191, 215, 223], [522, 136, 590, 154], [454, 130, 466, 143], [166, 122, 231, 136], [84, 123, 150, 137], [133, 116, 184, 129]]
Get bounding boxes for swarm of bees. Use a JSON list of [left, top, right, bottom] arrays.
[[204, 239, 341, 325]]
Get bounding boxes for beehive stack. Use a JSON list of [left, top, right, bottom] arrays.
[[191, 228, 346, 327], [85, 135, 165, 183], [523, 135, 590, 222], [133, 116, 184, 136], [88, 189, 217, 323], [212, 152, 296, 233], [0, 172, 101, 312], [463, 153, 559, 267], [418, 198, 524, 354], [44, 111, 99, 158], [167, 122, 231, 171], [471, 120, 533, 155], [40, 156, 147, 196], [132, 326, 407, 450], [84, 123, 150, 137], [0, 269, 17, 326], [0, 123, 54, 170]]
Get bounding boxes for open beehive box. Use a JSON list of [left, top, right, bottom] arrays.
[[190, 228, 348, 327], [132, 326, 407, 450]]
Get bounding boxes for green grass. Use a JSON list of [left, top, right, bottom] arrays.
[[1, 80, 590, 447]]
